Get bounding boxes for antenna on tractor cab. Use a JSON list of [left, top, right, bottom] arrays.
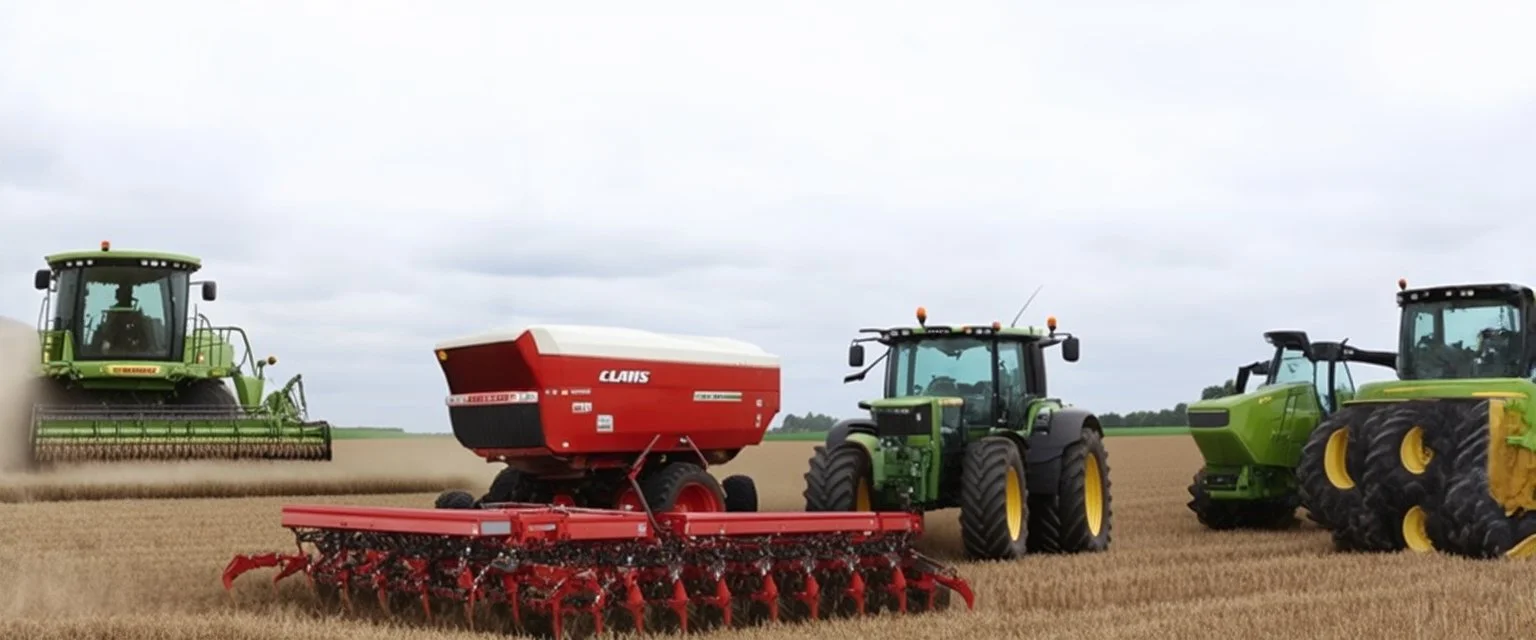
[[1010, 285, 1045, 328]]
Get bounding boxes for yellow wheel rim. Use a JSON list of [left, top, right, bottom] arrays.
[[1402, 505, 1433, 553], [1324, 428, 1354, 490], [1085, 453, 1104, 536], [1005, 466, 1023, 541], [1399, 426, 1432, 474], [1506, 533, 1536, 559], [855, 477, 872, 511]]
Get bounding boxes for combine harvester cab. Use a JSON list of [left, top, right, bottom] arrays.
[[1289, 280, 1536, 558], [15, 242, 331, 468], [1183, 330, 1396, 531], [224, 324, 974, 637]]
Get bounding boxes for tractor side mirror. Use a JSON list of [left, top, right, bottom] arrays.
[[848, 343, 865, 368], [201, 281, 218, 301], [33, 269, 50, 290], [1061, 336, 1080, 362]]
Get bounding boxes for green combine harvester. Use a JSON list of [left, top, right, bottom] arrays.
[[1184, 330, 1396, 529], [803, 306, 1111, 561], [16, 241, 331, 468], [1187, 279, 1536, 559]]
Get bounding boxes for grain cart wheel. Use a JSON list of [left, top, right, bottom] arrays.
[[1433, 400, 1536, 558], [1356, 402, 1457, 553], [434, 489, 477, 509], [642, 462, 726, 513], [1296, 405, 1375, 548], [480, 466, 549, 505], [1186, 469, 1299, 530], [803, 443, 875, 512], [959, 436, 1029, 560], [722, 474, 759, 512]]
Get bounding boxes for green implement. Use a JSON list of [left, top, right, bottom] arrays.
[[11, 241, 332, 469]]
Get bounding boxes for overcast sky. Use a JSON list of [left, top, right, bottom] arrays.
[[2, 1, 1534, 432]]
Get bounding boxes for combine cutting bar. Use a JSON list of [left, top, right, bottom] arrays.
[[226, 504, 973, 638], [31, 406, 332, 463]]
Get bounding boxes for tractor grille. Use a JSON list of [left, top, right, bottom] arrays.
[[449, 404, 546, 450], [872, 404, 933, 437], [1187, 410, 1230, 428]]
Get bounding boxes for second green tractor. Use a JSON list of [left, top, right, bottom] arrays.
[[802, 307, 1113, 561], [1186, 280, 1536, 559]]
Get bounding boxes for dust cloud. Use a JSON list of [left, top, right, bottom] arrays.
[[0, 316, 39, 473]]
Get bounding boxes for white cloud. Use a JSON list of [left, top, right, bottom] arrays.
[[2, 1, 1533, 432]]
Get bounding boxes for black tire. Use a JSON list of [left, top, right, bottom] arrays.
[[959, 436, 1030, 560], [1296, 405, 1375, 549], [803, 444, 872, 512], [1186, 469, 1299, 530], [1043, 428, 1112, 552], [641, 462, 726, 513], [174, 379, 239, 409], [480, 466, 547, 505], [722, 474, 758, 512], [434, 489, 477, 509], [1434, 400, 1536, 558], [1355, 402, 1458, 552]]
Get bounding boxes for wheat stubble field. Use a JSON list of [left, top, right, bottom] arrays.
[[3, 436, 1535, 640]]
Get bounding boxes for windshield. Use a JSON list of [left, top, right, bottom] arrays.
[[1268, 347, 1314, 386], [887, 336, 1000, 424], [66, 266, 189, 361], [1400, 299, 1524, 379]]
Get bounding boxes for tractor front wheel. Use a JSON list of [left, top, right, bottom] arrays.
[[959, 436, 1030, 560], [803, 443, 875, 512]]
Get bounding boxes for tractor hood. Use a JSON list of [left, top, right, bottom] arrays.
[[1353, 377, 1536, 403], [1185, 382, 1310, 467]]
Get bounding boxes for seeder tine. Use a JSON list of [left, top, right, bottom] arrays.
[[222, 553, 279, 592], [933, 573, 975, 610]]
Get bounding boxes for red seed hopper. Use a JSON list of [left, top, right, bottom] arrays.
[[223, 325, 974, 636]]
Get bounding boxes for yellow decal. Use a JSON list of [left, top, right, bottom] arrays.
[[1486, 399, 1536, 514], [106, 365, 162, 376], [1257, 396, 1272, 405]]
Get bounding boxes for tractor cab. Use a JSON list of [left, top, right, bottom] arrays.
[[1233, 330, 1396, 417], [1393, 280, 1536, 381], [34, 241, 216, 365], [843, 306, 1080, 444]]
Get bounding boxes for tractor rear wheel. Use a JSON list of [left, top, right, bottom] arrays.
[[1433, 400, 1536, 558], [1356, 402, 1456, 553], [1028, 428, 1112, 553], [1186, 469, 1298, 530], [803, 443, 874, 512], [959, 436, 1029, 560], [641, 462, 726, 513], [1296, 404, 1375, 549]]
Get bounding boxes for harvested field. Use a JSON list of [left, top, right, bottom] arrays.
[[4, 436, 1536, 639]]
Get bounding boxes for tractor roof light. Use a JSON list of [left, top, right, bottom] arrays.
[[1398, 278, 1407, 291], [1047, 316, 1058, 332], [991, 321, 1001, 330], [916, 306, 928, 327], [100, 240, 111, 252]]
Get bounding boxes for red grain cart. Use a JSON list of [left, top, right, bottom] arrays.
[[431, 324, 782, 514]]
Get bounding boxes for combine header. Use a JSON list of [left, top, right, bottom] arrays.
[[225, 324, 974, 636], [12, 242, 331, 468]]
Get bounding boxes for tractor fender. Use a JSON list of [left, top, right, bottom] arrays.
[[1024, 408, 1101, 495], [824, 418, 876, 450], [830, 429, 884, 485]]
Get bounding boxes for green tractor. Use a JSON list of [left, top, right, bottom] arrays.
[[1184, 330, 1396, 530], [1290, 280, 1536, 558], [802, 306, 1112, 561], [10, 241, 332, 469]]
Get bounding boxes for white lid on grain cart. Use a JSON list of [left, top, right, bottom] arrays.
[[433, 324, 782, 470]]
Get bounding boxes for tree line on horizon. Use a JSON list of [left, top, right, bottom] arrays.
[[773, 378, 1241, 432]]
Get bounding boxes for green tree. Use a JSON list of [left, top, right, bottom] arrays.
[[778, 412, 838, 433]]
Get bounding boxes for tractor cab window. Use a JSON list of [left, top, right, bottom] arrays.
[[72, 266, 188, 361], [1269, 347, 1337, 413], [890, 337, 997, 426], [995, 342, 1027, 427], [1401, 299, 1523, 379]]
